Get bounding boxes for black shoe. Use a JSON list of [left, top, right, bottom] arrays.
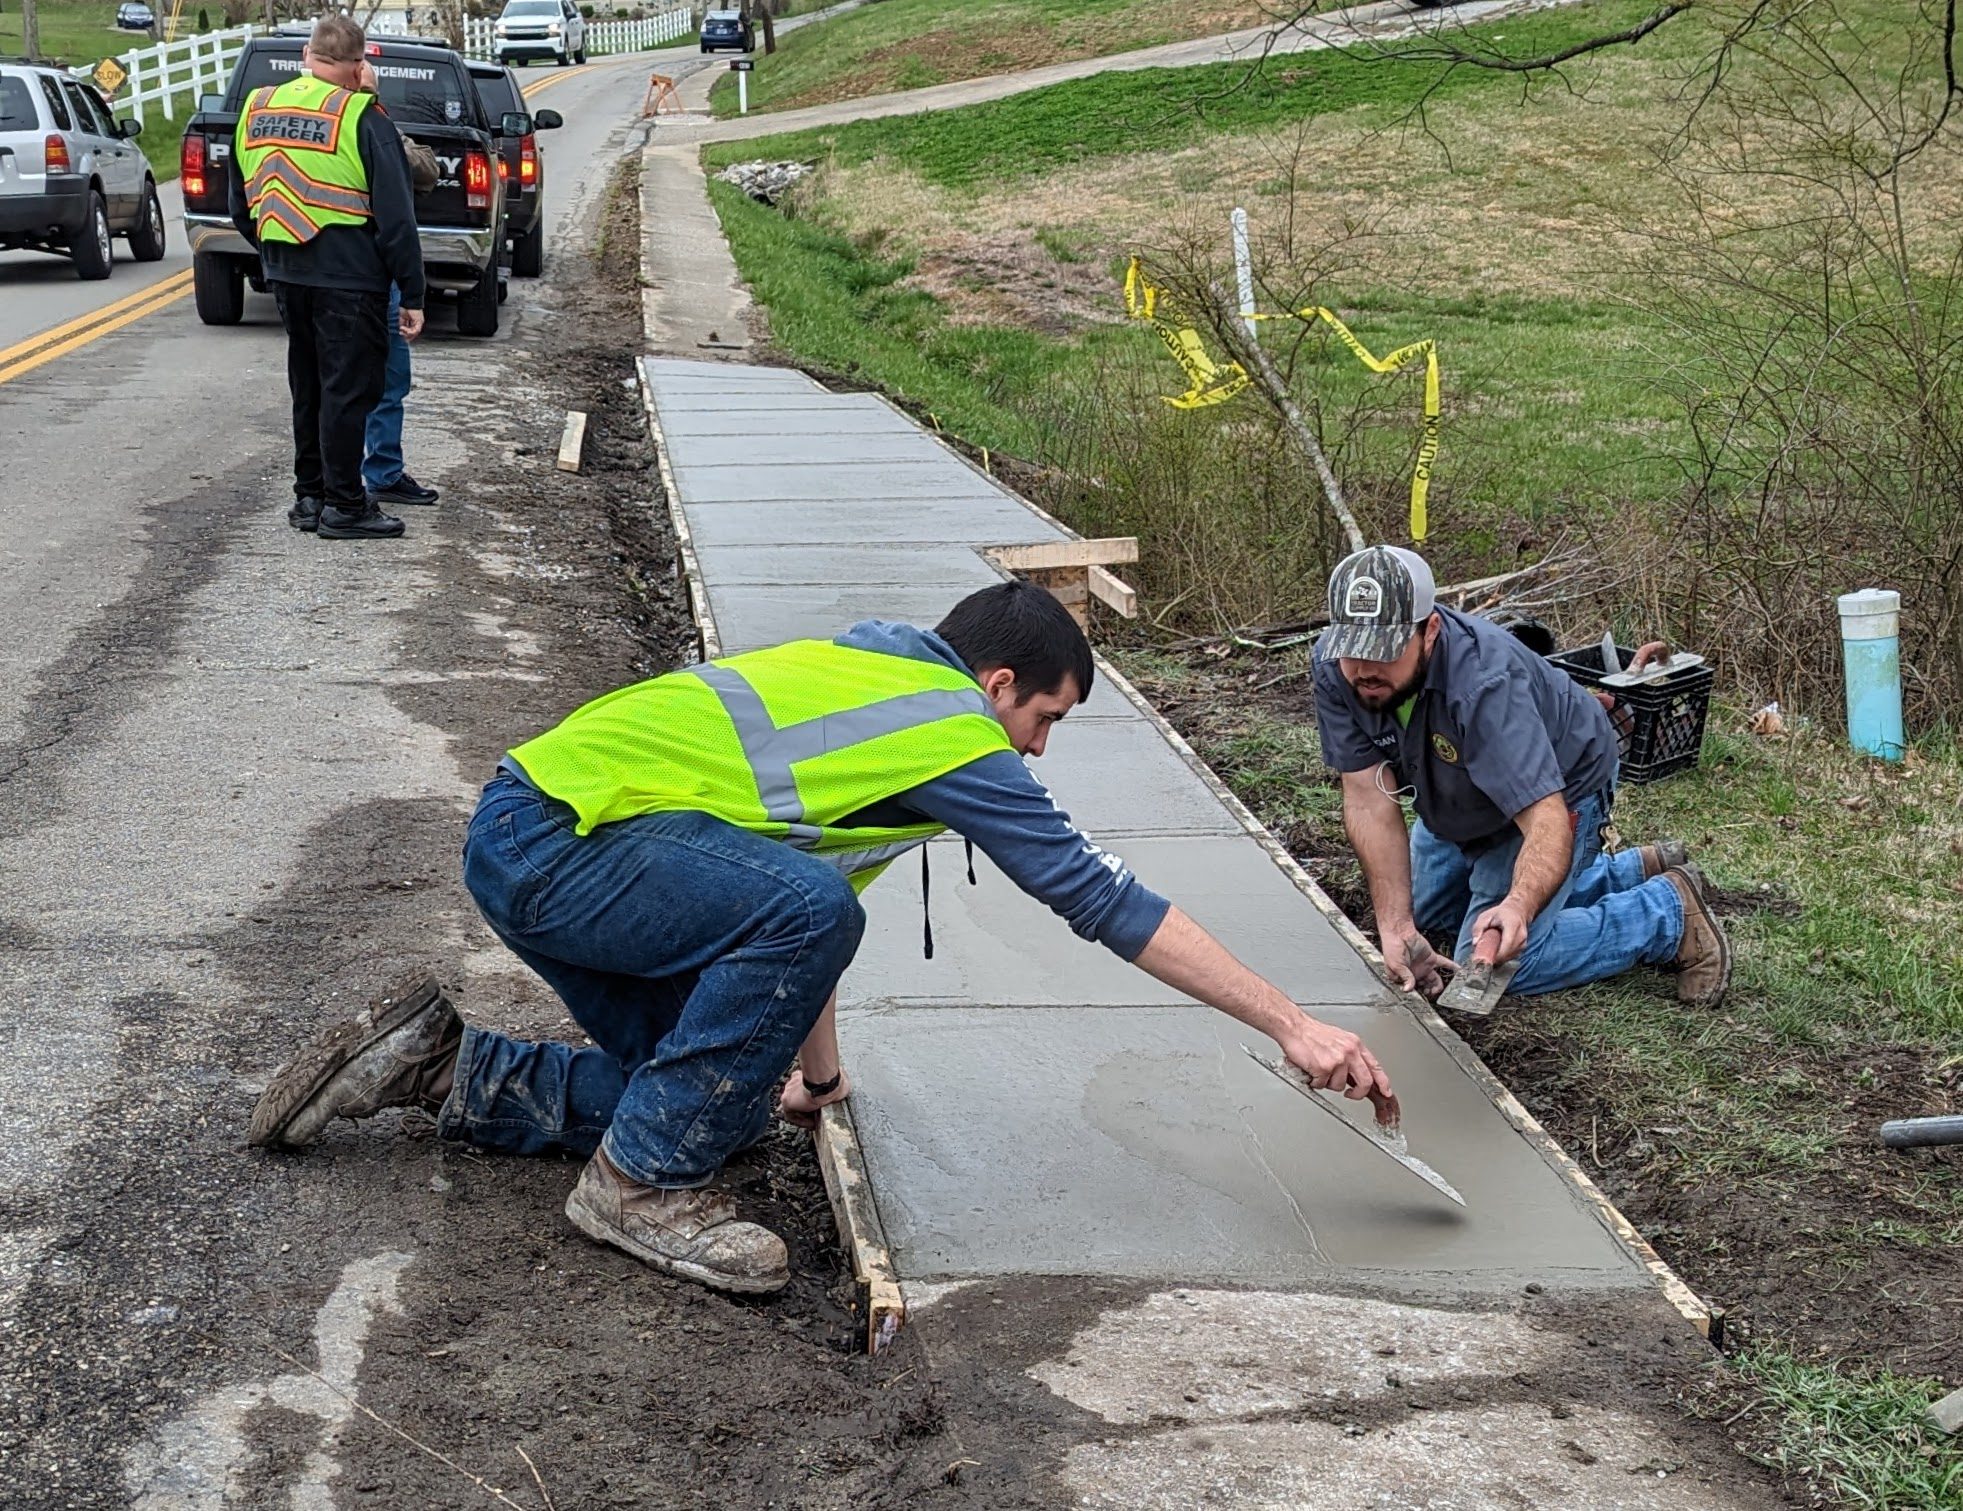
[[317, 503, 406, 539], [287, 495, 323, 532], [368, 472, 440, 506]]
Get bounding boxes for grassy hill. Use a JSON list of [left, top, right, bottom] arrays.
[[709, 0, 1268, 117]]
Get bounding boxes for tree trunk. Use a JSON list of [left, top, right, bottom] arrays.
[[22, 0, 41, 62]]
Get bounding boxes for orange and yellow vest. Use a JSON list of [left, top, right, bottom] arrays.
[[235, 75, 374, 245]]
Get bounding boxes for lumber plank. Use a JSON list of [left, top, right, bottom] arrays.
[[813, 1101, 905, 1354], [988, 537, 1138, 571], [556, 410, 589, 473], [1088, 565, 1138, 618]]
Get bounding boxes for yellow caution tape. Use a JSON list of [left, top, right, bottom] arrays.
[[1123, 258, 1439, 541]]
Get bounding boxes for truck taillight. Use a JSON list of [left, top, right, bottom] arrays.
[[464, 150, 492, 210], [519, 135, 537, 187], [44, 134, 70, 173], [180, 133, 206, 197]]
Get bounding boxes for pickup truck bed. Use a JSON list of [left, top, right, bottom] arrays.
[[180, 34, 509, 334]]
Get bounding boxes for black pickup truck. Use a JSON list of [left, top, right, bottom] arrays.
[[179, 31, 512, 335]]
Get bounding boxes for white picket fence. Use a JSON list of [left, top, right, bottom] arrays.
[[74, 24, 261, 127], [79, 7, 693, 127], [460, 5, 693, 60]]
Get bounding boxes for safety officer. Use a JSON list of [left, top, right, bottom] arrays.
[[1314, 544, 1731, 1007], [249, 581, 1395, 1295], [228, 14, 426, 540]]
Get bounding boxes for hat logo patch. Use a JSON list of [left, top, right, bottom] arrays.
[[1344, 576, 1384, 621]]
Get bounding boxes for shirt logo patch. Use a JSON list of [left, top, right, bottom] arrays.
[[1343, 575, 1384, 621], [1431, 732, 1460, 764]]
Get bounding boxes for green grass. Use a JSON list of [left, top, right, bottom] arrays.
[[707, 0, 1267, 118], [1734, 1351, 1963, 1511], [705, 1, 1685, 180], [1, 0, 172, 68]]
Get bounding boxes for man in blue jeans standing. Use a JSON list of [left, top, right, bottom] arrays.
[[1312, 545, 1730, 1008], [249, 582, 1395, 1295], [360, 283, 441, 509]]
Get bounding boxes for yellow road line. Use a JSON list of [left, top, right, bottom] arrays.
[[522, 65, 590, 99], [0, 267, 194, 371], [0, 276, 196, 388]]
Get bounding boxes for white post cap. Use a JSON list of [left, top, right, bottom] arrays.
[[1837, 587, 1900, 639]]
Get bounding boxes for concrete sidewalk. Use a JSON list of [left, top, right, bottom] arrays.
[[635, 354, 1757, 1507]]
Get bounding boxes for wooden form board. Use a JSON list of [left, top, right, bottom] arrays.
[[987, 537, 1140, 629], [557, 410, 588, 474]]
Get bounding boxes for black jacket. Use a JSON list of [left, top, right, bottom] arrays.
[[229, 98, 426, 309]]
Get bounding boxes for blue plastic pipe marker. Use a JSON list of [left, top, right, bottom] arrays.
[[1837, 588, 1905, 761]]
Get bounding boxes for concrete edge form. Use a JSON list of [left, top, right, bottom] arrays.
[[632, 340, 1714, 1346], [1090, 651, 1720, 1342], [814, 1101, 906, 1354]]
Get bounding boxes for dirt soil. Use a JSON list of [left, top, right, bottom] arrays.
[[1118, 649, 1963, 1473]]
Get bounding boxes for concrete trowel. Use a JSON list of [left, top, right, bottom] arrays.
[[1434, 922, 1518, 1018], [1243, 1045, 1466, 1207]]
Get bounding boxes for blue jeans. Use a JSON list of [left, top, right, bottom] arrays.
[[1411, 792, 1684, 997], [361, 284, 411, 494], [444, 772, 866, 1188]]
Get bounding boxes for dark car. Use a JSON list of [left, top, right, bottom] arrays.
[[699, 8, 753, 53], [468, 60, 560, 278], [180, 31, 512, 334], [115, 2, 157, 29]]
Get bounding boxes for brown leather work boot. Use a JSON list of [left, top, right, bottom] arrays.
[[248, 974, 461, 1149], [564, 1149, 790, 1295], [1664, 868, 1732, 1006], [1638, 838, 1691, 879]]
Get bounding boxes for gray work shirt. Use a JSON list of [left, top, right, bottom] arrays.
[[1314, 607, 1619, 850]]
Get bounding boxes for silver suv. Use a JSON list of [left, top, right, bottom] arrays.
[[0, 61, 166, 279]]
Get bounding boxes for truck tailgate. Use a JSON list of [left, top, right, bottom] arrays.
[[399, 123, 498, 227]]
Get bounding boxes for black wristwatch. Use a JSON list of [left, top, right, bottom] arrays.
[[800, 1068, 843, 1098]]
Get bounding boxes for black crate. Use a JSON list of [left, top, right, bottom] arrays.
[[1549, 643, 1714, 784]]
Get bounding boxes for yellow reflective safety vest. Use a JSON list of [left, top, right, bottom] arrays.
[[507, 641, 1014, 890], [235, 75, 374, 246]]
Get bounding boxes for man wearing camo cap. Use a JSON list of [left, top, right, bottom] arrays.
[[1313, 544, 1730, 1006]]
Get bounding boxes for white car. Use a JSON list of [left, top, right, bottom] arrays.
[[494, 0, 587, 66]]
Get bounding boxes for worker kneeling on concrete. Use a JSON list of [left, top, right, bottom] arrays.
[[1315, 545, 1731, 1008], [251, 581, 1392, 1295]]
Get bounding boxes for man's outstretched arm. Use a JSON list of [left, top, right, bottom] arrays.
[[1134, 905, 1391, 1101]]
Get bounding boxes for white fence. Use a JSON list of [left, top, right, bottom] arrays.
[[76, 24, 261, 127], [460, 5, 693, 60]]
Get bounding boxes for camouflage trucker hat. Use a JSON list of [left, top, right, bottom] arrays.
[[1319, 545, 1437, 662]]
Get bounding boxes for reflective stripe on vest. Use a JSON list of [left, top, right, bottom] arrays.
[[236, 78, 373, 245], [506, 639, 1013, 884]]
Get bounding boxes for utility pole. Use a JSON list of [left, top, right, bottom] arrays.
[[22, 0, 41, 61]]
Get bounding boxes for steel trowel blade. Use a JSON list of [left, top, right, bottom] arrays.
[[1243, 1046, 1467, 1207]]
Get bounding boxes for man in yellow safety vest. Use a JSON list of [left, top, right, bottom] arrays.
[[227, 14, 426, 540], [250, 583, 1395, 1293]]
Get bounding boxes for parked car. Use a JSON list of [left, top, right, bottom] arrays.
[[0, 61, 166, 279], [115, 2, 157, 30], [494, 0, 586, 67], [179, 31, 510, 333], [699, 8, 753, 53], [467, 60, 560, 278]]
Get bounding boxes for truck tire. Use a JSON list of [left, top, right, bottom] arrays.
[[512, 217, 544, 277], [194, 252, 246, 325], [456, 262, 501, 337], [127, 179, 167, 262], [69, 191, 113, 280], [575, 43, 586, 62]]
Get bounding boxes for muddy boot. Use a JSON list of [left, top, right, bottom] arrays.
[[1637, 838, 1690, 878], [248, 974, 462, 1149], [287, 495, 323, 532], [317, 503, 405, 539], [1664, 868, 1732, 1007], [564, 1149, 790, 1295]]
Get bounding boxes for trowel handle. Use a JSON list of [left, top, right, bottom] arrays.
[[1470, 921, 1503, 968], [1369, 1088, 1402, 1130]]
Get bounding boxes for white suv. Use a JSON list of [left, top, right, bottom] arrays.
[[494, 0, 587, 66], [0, 61, 166, 279]]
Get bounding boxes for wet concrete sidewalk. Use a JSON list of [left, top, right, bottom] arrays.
[[638, 355, 1659, 1300]]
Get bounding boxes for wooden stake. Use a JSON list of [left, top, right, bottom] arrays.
[[556, 411, 587, 474]]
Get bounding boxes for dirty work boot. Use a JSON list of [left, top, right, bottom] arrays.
[[287, 495, 323, 532], [317, 502, 405, 539], [248, 974, 461, 1149], [1637, 838, 1691, 878], [564, 1149, 790, 1295], [1664, 868, 1732, 1007]]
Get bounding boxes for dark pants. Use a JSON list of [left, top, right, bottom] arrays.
[[272, 283, 389, 510]]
